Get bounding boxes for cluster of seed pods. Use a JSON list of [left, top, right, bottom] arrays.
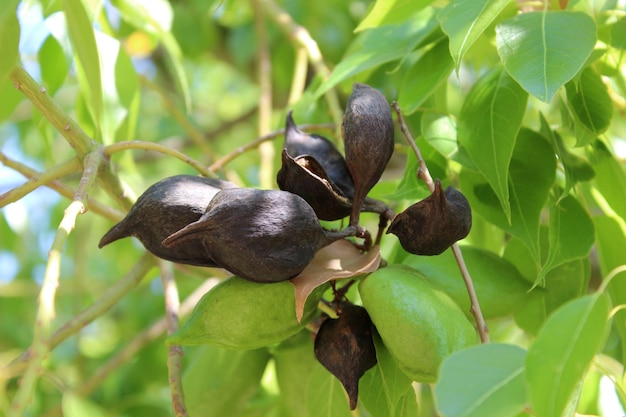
[[98, 83, 473, 409]]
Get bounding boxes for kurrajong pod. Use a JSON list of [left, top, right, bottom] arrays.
[[278, 113, 394, 222], [98, 175, 236, 266], [162, 188, 360, 283], [314, 304, 377, 410], [387, 179, 472, 255], [342, 83, 395, 226]]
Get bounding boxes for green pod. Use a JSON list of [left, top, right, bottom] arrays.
[[359, 265, 478, 382], [168, 276, 325, 349]]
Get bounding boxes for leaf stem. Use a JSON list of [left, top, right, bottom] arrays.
[[392, 102, 489, 343], [159, 260, 188, 417], [103, 141, 216, 178], [259, 0, 344, 135], [0, 156, 81, 207], [8, 152, 103, 416]]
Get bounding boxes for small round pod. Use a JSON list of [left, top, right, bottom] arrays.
[[162, 188, 360, 283], [359, 265, 478, 382], [98, 175, 236, 266], [167, 276, 326, 349], [342, 83, 395, 226], [387, 179, 472, 256]]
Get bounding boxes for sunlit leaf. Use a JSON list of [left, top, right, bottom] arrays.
[[435, 343, 528, 417], [0, 0, 20, 88], [537, 195, 594, 286], [589, 140, 626, 222], [183, 345, 269, 417], [566, 66, 612, 139], [307, 363, 352, 417], [496, 11, 596, 102], [316, 7, 439, 96], [356, 0, 433, 32], [290, 240, 380, 322], [526, 293, 611, 417], [460, 128, 555, 263], [438, 0, 510, 72], [62, 393, 109, 417], [457, 67, 528, 222], [61, 0, 103, 132], [398, 38, 453, 114], [38, 35, 68, 95], [421, 112, 457, 158], [360, 333, 417, 417]]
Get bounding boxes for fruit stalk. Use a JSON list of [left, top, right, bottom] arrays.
[[391, 102, 489, 344]]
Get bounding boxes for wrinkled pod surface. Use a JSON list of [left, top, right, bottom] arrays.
[[342, 83, 395, 226], [162, 188, 362, 283], [98, 175, 237, 266]]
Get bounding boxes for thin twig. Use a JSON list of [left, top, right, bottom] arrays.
[[9, 66, 133, 210], [39, 278, 220, 417], [159, 261, 188, 417], [139, 76, 216, 162], [260, 0, 344, 136], [391, 102, 489, 343], [0, 151, 124, 222], [0, 157, 81, 207], [103, 141, 216, 178], [8, 152, 103, 417], [208, 123, 334, 172]]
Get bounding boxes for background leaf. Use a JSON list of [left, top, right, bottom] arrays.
[[434, 343, 528, 417], [526, 293, 610, 417], [306, 364, 352, 417], [438, 0, 510, 72], [496, 11, 596, 102], [566, 66, 612, 138], [356, 0, 433, 32], [457, 67, 528, 222], [0, 0, 20, 88]]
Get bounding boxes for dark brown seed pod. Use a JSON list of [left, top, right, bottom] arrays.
[[314, 304, 377, 410], [162, 188, 361, 283], [98, 175, 236, 266], [279, 113, 395, 223], [342, 83, 395, 226], [284, 111, 354, 194], [386, 179, 472, 256]]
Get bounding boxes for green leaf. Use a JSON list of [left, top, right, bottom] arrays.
[[610, 15, 626, 50], [537, 195, 594, 286], [0, 0, 20, 88], [403, 246, 530, 319], [434, 343, 528, 417], [38, 35, 68, 95], [593, 215, 626, 363], [183, 345, 269, 417], [526, 293, 611, 417], [112, 0, 191, 111], [61, 0, 103, 133], [438, 0, 510, 72], [457, 67, 529, 222], [496, 11, 596, 102], [360, 333, 417, 417], [316, 7, 439, 96], [62, 393, 109, 417], [0, 72, 23, 123], [421, 112, 457, 158], [539, 113, 594, 197], [566, 66, 612, 138], [307, 364, 352, 417], [460, 128, 555, 263], [589, 140, 626, 221], [397, 38, 453, 115], [385, 150, 430, 201], [356, 0, 433, 32]]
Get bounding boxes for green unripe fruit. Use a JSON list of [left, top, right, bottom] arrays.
[[168, 276, 325, 349], [359, 265, 478, 382]]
